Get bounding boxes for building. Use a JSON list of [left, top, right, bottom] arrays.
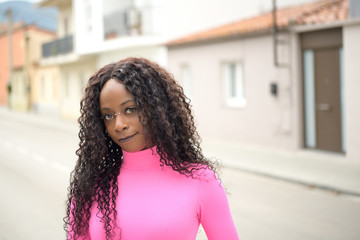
[[0, 1, 57, 111], [39, 0, 314, 119], [167, 0, 360, 161], [39, 0, 94, 118], [0, 22, 56, 110]]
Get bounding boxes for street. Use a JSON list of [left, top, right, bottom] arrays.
[[1, 113, 360, 240]]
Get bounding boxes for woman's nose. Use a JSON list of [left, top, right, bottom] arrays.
[[114, 114, 128, 131]]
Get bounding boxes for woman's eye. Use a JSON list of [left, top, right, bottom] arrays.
[[103, 114, 114, 120], [125, 107, 136, 114]]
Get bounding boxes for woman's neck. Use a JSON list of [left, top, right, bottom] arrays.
[[121, 146, 160, 170]]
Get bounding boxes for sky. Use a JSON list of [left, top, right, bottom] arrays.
[[0, 0, 40, 2]]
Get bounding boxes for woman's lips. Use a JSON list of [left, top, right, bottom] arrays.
[[118, 133, 137, 143]]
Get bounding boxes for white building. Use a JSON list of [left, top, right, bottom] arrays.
[[167, 0, 360, 161], [38, 0, 315, 118]]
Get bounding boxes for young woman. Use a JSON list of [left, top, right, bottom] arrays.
[[64, 57, 239, 240]]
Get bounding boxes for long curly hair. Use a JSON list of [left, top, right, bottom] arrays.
[[64, 57, 218, 240]]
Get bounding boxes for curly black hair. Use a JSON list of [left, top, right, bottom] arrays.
[[64, 57, 218, 240]]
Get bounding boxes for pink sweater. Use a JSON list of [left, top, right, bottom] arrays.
[[70, 146, 239, 240]]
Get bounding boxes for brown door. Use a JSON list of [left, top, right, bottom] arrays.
[[314, 48, 342, 152]]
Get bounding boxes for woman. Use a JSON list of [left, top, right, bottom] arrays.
[[64, 57, 239, 240]]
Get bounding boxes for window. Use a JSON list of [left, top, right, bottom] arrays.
[[223, 61, 246, 107]]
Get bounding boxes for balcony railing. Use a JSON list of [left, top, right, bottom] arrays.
[[42, 35, 73, 58]]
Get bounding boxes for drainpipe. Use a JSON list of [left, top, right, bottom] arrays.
[[6, 8, 13, 109], [272, 0, 288, 68], [25, 31, 31, 111], [272, 0, 279, 67]]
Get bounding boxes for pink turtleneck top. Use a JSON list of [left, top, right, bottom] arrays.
[[69, 147, 239, 240]]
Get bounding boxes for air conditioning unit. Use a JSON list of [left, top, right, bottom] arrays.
[[126, 8, 141, 33]]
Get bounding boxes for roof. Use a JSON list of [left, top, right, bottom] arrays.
[[0, 22, 56, 36], [0, 21, 23, 35], [38, 0, 71, 8], [167, 0, 349, 46]]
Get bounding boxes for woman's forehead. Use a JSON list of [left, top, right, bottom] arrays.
[[100, 79, 134, 107]]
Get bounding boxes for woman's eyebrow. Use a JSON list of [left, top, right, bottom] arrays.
[[100, 100, 135, 111], [120, 99, 135, 106]]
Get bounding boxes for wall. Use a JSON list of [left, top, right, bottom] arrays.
[[60, 59, 96, 119], [0, 27, 25, 106], [343, 21, 360, 162], [57, 4, 73, 37], [33, 65, 61, 115], [0, 32, 10, 105], [168, 33, 298, 149], [0, 26, 25, 105], [11, 68, 28, 111], [97, 45, 167, 69], [74, 0, 104, 54]]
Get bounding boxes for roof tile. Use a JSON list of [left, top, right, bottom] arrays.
[[168, 0, 348, 46]]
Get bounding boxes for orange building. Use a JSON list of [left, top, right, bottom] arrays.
[[0, 22, 55, 108]]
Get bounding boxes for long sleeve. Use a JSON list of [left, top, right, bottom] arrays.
[[197, 171, 239, 240]]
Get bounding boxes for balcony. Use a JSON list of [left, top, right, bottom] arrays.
[[42, 35, 73, 58]]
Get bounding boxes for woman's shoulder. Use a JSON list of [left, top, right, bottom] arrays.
[[188, 164, 219, 182], [163, 162, 217, 180]]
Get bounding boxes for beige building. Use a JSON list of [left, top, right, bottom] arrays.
[[167, 0, 360, 162], [33, 65, 60, 115], [39, 0, 97, 119]]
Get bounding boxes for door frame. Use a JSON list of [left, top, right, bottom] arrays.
[[300, 27, 345, 153]]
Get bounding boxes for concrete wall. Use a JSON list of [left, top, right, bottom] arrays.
[[0, 26, 26, 106], [11, 68, 28, 111], [97, 45, 167, 69], [0, 32, 11, 105], [168, 33, 299, 149], [74, 0, 104, 54], [343, 21, 360, 162], [60, 59, 96, 119], [57, 4, 73, 37], [33, 65, 61, 115]]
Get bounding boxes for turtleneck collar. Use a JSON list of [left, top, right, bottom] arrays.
[[122, 146, 160, 170]]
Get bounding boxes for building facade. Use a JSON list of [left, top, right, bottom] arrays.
[[0, 23, 56, 111], [40, 0, 276, 118], [167, 0, 360, 161]]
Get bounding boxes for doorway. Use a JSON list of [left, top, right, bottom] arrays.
[[301, 28, 345, 153]]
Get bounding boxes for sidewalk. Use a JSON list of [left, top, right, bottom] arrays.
[[1, 107, 360, 197], [202, 138, 360, 197]]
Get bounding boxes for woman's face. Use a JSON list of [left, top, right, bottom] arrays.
[[99, 78, 147, 152]]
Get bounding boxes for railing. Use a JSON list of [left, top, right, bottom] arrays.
[[42, 35, 73, 58]]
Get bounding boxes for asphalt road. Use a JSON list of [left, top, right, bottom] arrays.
[[1, 113, 360, 240]]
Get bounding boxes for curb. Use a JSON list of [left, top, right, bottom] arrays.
[[222, 162, 360, 197]]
